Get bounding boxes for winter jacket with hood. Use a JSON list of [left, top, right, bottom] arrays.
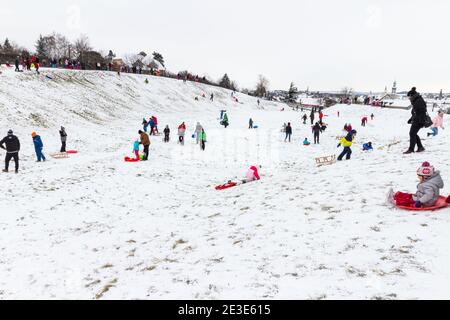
[[413, 172, 444, 207], [33, 135, 44, 150], [0, 134, 20, 153], [339, 132, 356, 147], [409, 93, 428, 126], [139, 132, 150, 146], [246, 166, 261, 182], [431, 113, 444, 129]]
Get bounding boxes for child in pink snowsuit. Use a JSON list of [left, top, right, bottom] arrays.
[[244, 166, 261, 183]]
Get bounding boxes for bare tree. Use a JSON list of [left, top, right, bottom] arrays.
[[255, 75, 269, 97], [73, 34, 92, 58]]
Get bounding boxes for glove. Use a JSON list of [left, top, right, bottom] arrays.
[[407, 118, 412, 124], [414, 201, 422, 208]]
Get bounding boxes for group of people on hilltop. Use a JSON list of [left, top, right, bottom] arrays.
[[0, 127, 68, 173], [15, 55, 40, 74]]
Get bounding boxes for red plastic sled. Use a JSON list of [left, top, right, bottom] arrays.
[[124, 157, 140, 163], [66, 150, 78, 154], [397, 196, 449, 211], [215, 182, 238, 190]]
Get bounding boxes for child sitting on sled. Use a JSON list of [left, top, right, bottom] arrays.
[[303, 138, 311, 146], [389, 162, 447, 208], [363, 142, 373, 151]]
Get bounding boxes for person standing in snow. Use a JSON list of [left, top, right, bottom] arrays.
[[310, 109, 315, 125], [404, 87, 428, 154], [312, 122, 323, 144], [249, 118, 254, 129], [178, 122, 186, 145], [195, 122, 203, 144], [59, 126, 67, 153], [302, 114, 308, 124], [32, 132, 46, 162], [0, 130, 20, 173], [163, 125, 170, 142], [319, 110, 324, 123], [133, 139, 140, 160], [210, 93, 214, 102], [361, 116, 368, 127], [148, 117, 156, 136], [138, 130, 150, 160], [242, 166, 261, 183], [15, 56, 20, 72], [337, 130, 357, 161], [257, 99, 260, 107], [428, 110, 445, 137], [285, 123, 293, 142], [142, 118, 149, 133], [371, 113, 374, 121], [199, 129, 207, 151], [152, 116, 159, 134]]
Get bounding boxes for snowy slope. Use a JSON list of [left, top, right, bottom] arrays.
[[0, 68, 449, 300]]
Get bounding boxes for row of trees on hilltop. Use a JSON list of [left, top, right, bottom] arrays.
[[1, 34, 272, 97]]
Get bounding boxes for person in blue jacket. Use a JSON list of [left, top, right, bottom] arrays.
[[363, 142, 373, 151], [149, 117, 156, 135], [32, 131, 46, 162]]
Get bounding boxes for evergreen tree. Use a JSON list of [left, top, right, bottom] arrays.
[[35, 35, 46, 58], [288, 82, 298, 101], [3, 38, 12, 52], [152, 52, 165, 68], [219, 73, 232, 89]]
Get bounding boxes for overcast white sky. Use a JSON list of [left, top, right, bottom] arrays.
[[1, 0, 449, 92]]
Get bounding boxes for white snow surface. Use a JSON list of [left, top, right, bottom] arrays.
[[0, 68, 449, 300]]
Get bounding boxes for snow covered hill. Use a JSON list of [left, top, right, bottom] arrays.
[[0, 68, 449, 300]]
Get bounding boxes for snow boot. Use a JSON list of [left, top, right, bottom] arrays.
[[417, 147, 426, 153], [2, 169, 8, 173], [403, 150, 414, 154]]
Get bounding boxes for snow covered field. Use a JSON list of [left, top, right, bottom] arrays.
[[0, 68, 449, 300]]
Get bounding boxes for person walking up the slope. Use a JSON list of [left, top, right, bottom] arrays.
[[178, 122, 186, 145], [312, 122, 323, 144], [163, 125, 170, 142], [0, 130, 20, 173], [285, 122, 293, 142], [302, 114, 307, 124], [404, 87, 428, 154], [195, 122, 203, 144], [428, 110, 445, 137], [199, 129, 207, 151], [133, 139, 140, 160], [59, 126, 67, 153], [243, 165, 261, 183], [32, 132, 46, 162], [138, 130, 150, 161], [249, 118, 254, 129], [337, 130, 357, 161]]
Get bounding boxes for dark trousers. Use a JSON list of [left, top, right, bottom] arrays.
[[179, 136, 184, 145], [201, 141, 206, 150], [314, 133, 320, 144], [61, 141, 66, 153], [338, 147, 352, 160], [409, 123, 424, 151], [5, 152, 19, 172], [285, 133, 291, 142], [164, 134, 170, 142], [143, 145, 149, 160], [150, 126, 155, 135], [35, 148, 46, 161]]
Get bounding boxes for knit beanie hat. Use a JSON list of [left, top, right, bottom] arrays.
[[407, 87, 417, 97], [417, 162, 435, 177]]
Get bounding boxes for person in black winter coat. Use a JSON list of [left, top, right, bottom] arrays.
[[404, 87, 427, 154], [163, 125, 170, 143], [312, 122, 323, 144], [285, 123, 293, 142], [60, 126, 67, 152], [0, 130, 20, 173]]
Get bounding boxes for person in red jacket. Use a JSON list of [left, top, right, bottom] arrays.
[[243, 166, 261, 183]]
